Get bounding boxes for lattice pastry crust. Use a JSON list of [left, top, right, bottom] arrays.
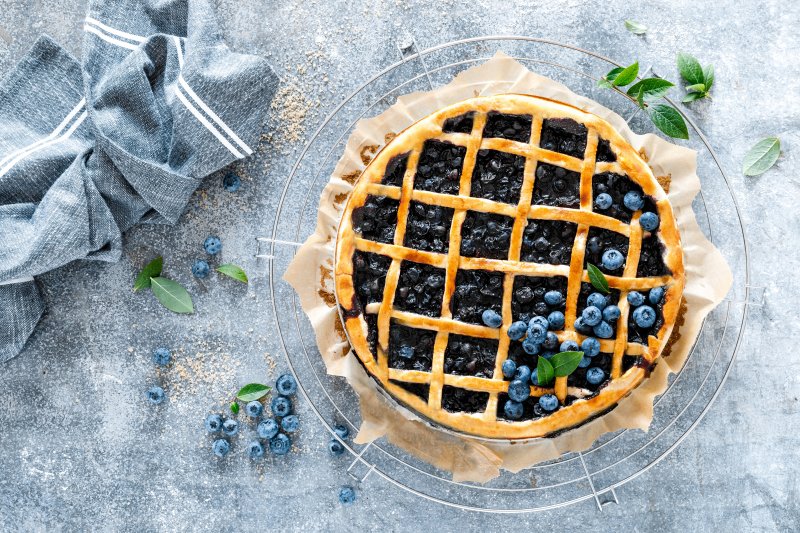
[[335, 94, 685, 439]]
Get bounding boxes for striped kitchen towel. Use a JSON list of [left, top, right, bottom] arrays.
[[0, 0, 277, 362]]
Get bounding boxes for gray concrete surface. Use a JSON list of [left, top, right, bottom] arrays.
[[1, 0, 798, 531]]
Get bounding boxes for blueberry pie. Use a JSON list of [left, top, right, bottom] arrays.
[[335, 94, 685, 439]]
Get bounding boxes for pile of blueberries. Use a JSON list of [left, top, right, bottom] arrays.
[[204, 373, 299, 459], [594, 189, 660, 272]]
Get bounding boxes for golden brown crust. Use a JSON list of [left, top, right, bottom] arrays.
[[334, 94, 685, 439]]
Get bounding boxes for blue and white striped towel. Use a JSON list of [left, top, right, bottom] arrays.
[[0, 0, 278, 362]]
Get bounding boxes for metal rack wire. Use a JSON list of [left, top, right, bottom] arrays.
[[256, 36, 757, 513]]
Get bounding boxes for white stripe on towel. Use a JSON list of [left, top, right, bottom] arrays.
[[84, 17, 146, 43], [83, 25, 139, 50], [174, 87, 244, 159]]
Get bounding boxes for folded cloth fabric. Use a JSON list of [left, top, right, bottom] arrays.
[[0, 0, 277, 362]]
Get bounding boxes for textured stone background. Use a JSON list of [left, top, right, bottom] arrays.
[[0, 0, 798, 531]]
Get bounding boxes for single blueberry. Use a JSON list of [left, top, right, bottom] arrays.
[[527, 323, 547, 344], [212, 438, 230, 457], [398, 345, 415, 359], [649, 286, 665, 305], [538, 394, 559, 412], [544, 290, 564, 306], [191, 259, 210, 279], [522, 337, 541, 355], [281, 414, 300, 433], [529, 315, 549, 330], [507, 321, 528, 341], [581, 306, 602, 327], [560, 340, 579, 352], [146, 386, 165, 405], [222, 418, 239, 437], [547, 311, 565, 330], [271, 396, 292, 417], [513, 365, 532, 383], [640, 211, 659, 231], [205, 414, 222, 433], [503, 399, 524, 420], [245, 401, 263, 418], [602, 305, 621, 322], [248, 440, 264, 459], [543, 331, 559, 350], [203, 236, 222, 255], [601, 249, 625, 270], [595, 192, 613, 210], [530, 368, 540, 386], [508, 379, 531, 402], [586, 292, 608, 310], [152, 347, 171, 366], [482, 309, 503, 328], [269, 433, 292, 455], [334, 424, 349, 439], [581, 337, 601, 357], [257, 418, 280, 439], [593, 321, 614, 339], [586, 367, 606, 385], [223, 172, 241, 192], [574, 316, 592, 334], [578, 355, 592, 368], [328, 439, 345, 456], [633, 305, 657, 328], [623, 190, 644, 211], [501, 359, 517, 379], [276, 373, 298, 396], [627, 291, 645, 307], [339, 486, 357, 505]]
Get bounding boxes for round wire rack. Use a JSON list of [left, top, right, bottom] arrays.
[[258, 36, 758, 513]]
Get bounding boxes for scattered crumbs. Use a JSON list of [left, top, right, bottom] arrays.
[[127, 346, 134, 353], [264, 79, 319, 152]]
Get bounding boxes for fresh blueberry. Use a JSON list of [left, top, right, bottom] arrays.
[[223, 172, 241, 192], [640, 211, 659, 231], [602, 305, 621, 322], [513, 365, 532, 383], [276, 373, 298, 396], [281, 414, 300, 433], [398, 345, 415, 359], [203, 236, 222, 255], [595, 192, 613, 210], [544, 290, 564, 306], [152, 347, 171, 366], [527, 322, 547, 344], [627, 291, 645, 307], [649, 286, 665, 305], [547, 311, 565, 330], [574, 316, 592, 334], [245, 401, 263, 418], [269, 433, 292, 455], [222, 418, 239, 436], [623, 190, 644, 211], [601, 249, 625, 270], [586, 367, 606, 385], [501, 359, 517, 379], [248, 440, 264, 459], [339, 486, 357, 506], [578, 355, 592, 368], [508, 379, 531, 402], [146, 386, 165, 405], [530, 315, 549, 330], [633, 305, 657, 328], [328, 438, 345, 456], [581, 306, 602, 327], [271, 396, 292, 417], [586, 292, 608, 310], [543, 331, 559, 350], [593, 321, 614, 339], [257, 418, 280, 439], [560, 340, 579, 352], [503, 399, 524, 420], [530, 368, 540, 386], [205, 414, 222, 433], [522, 337, 541, 355], [581, 337, 601, 357], [507, 321, 528, 341], [482, 309, 503, 328], [212, 438, 230, 457], [538, 394, 559, 412], [191, 259, 210, 279], [334, 424, 349, 439]]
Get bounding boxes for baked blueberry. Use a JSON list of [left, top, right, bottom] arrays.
[[398, 346, 415, 359], [507, 321, 528, 340], [248, 441, 264, 459], [640, 212, 659, 231], [223, 172, 241, 192], [508, 379, 531, 402], [212, 439, 230, 457], [146, 386, 165, 405], [627, 291, 645, 307], [595, 192, 613, 210], [539, 394, 559, 411], [334, 424, 350, 439], [502, 359, 517, 379], [271, 396, 292, 417], [547, 311, 565, 330], [522, 338, 541, 355], [581, 337, 601, 357], [245, 401, 263, 418], [205, 414, 222, 433], [593, 321, 614, 339], [543, 331, 559, 350], [339, 486, 357, 506], [602, 305, 621, 322], [649, 286, 665, 304], [276, 373, 298, 396], [544, 290, 564, 306], [203, 236, 222, 255], [601, 249, 625, 271], [152, 347, 171, 366], [269, 433, 292, 455], [581, 306, 602, 327], [222, 419, 239, 437], [504, 399, 524, 420], [560, 340, 579, 352], [328, 439, 345, 456], [257, 418, 280, 440], [586, 367, 605, 385], [633, 305, 656, 328], [191, 259, 210, 279], [482, 309, 503, 328], [281, 415, 300, 433], [587, 292, 608, 310], [623, 190, 644, 211], [514, 365, 532, 383]]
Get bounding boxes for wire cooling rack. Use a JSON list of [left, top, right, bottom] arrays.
[[256, 36, 759, 513]]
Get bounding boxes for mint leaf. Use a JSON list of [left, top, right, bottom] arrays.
[[647, 104, 689, 140], [536, 357, 554, 386], [550, 351, 584, 377], [682, 92, 705, 103], [624, 20, 647, 35], [230, 401, 240, 415], [677, 53, 705, 86], [150, 277, 194, 313], [703, 64, 715, 90], [216, 263, 248, 284], [587, 263, 610, 294], [598, 67, 624, 88], [236, 383, 271, 402], [742, 137, 781, 176], [627, 78, 675, 104], [612, 62, 639, 87], [133, 256, 163, 292], [685, 83, 706, 94]]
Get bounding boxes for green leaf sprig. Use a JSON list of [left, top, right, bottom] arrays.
[[236, 383, 271, 402], [597, 62, 689, 140], [742, 137, 781, 176], [677, 53, 714, 102], [624, 20, 647, 35], [587, 263, 610, 294], [133, 257, 194, 314], [216, 263, 249, 284], [230, 402, 240, 415], [535, 351, 585, 386]]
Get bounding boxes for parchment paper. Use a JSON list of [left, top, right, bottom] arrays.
[[284, 52, 733, 482]]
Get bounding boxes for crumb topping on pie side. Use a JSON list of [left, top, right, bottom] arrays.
[[335, 94, 685, 439]]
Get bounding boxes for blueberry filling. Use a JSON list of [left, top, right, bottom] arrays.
[[394, 261, 446, 317], [595, 138, 617, 162], [520, 219, 577, 265], [413, 140, 466, 195], [382, 152, 410, 187], [451, 269, 504, 325], [540, 118, 588, 158], [496, 393, 545, 421], [637, 234, 670, 277], [531, 163, 581, 209], [470, 149, 525, 205], [365, 314, 378, 360], [627, 300, 665, 343], [568, 352, 613, 391], [483, 112, 533, 143], [575, 282, 621, 323], [390, 380, 430, 401], [584, 227, 629, 275], [442, 112, 475, 134], [352, 195, 399, 244], [388, 321, 436, 371], [503, 342, 539, 379], [403, 201, 454, 253], [460, 211, 513, 260], [441, 386, 489, 414], [444, 334, 498, 378], [592, 173, 644, 222], [511, 275, 568, 324], [352, 251, 392, 311]]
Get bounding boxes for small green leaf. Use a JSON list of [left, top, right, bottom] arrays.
[[236, 383, 271, 402], [685, 83, 706, 94], [682, 92, 706, 103], [230, 402, 240, 415], [703, 64, 715, 90], [133, 256, 163, 291], [150, 277, 194, 313], [742, 137, 781, 176], [612, 62, 640, 87], [216, 263, 248, 284], [624, 20, 647, 35], [677, 53, 705, 86], [536, 357, 554, 386], [597, 67, 624, 88], [550, 351, 585, 377], [648, 104, 689, 140], [627, 78, 675, 103], [587, 263, 610, 294]]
